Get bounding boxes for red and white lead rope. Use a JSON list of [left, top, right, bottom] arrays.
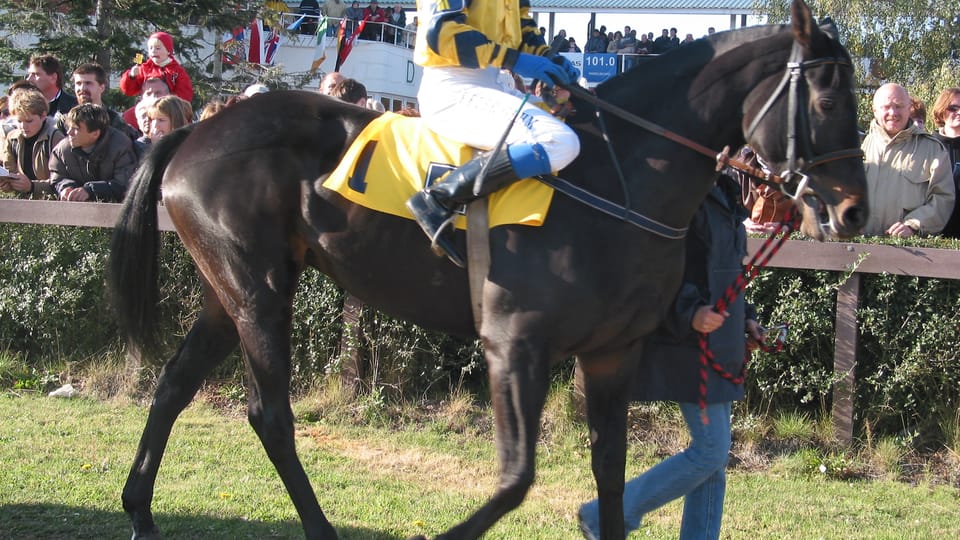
[[696, 206, 798, 424]]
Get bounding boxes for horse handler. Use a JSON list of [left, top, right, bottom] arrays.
[[578, 173, 766, 540], [406, 0, 581, 267]]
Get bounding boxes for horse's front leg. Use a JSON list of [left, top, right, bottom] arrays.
[[578, 350, 637, 540], [123, 289, 239, 539]]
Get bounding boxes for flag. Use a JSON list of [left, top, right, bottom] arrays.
[[308, 16, 333, 74], [248, 18, 263, 64], [336, 16, 367, 71], [264, 28, 281, 65], [286, 14, 307, 32], [222, 26, 245, 65]]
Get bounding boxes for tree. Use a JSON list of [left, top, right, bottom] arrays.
[[0, 0, 261, 108], [758, 0, 960, 127]]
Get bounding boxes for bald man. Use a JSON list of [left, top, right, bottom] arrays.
[[861, 83, 955, 236], [318, 71, 345, 95]]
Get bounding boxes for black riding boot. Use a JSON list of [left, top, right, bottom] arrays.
[[405, 150, 521, 267]]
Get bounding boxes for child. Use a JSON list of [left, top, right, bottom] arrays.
[[120, 31, 193, 103]]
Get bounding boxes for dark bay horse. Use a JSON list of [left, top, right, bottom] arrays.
[[109, 1, 866, 538]]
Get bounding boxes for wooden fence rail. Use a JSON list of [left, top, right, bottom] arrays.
[[4, 199, 960, 443]]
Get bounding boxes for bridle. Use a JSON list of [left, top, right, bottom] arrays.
[[556, 34, 864, 222], [742, 39, 864, 200]]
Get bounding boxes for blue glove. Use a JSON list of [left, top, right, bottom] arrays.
[[512, 52, 575, 87], [554, 55, 581, 84]]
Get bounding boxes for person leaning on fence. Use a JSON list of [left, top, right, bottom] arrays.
[[297, 0, 322, 34], [323, 0, 346, 21], [405, 0, 580, 267], [122, 77, 170, 136], [578, 172, 765, 540], [361, 0, 387, 40], [861, 83, 955, 237], [403, 16, 418, 48], [319, 71, 346, 95], [584, 29, 606, 53], [329, 78, 368, 106], [637, 32, 652, 54], [730, 145, 792, 234], [0, 88, 65, 199], [385, 4, 406, 45], [606, 30, 623, 53], [49, 104, 137, 203], [198, 99, 226, 121], [64, 63, 139, 141], [147, 95, 193, 141], [344, 1, 363, 34], [909, 96, 927, 131], [26, 54, 77, 119], [930, 87, 960, 238]]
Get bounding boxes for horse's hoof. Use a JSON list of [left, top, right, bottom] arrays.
[[131, 527, 163, 540]]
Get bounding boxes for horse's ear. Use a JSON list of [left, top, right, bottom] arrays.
[[791, 0, 815, 47], [819, 17, 839, 40]]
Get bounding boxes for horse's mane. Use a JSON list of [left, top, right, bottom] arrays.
[[593, 23, 793, 111], [588, 19, 846, 121]]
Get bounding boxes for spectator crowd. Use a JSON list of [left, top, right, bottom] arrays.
[[3, 15, 960, 242]]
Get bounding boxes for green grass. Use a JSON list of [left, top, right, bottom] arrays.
[[0, 391, 958, 539]]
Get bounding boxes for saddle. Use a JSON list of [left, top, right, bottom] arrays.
[[321, 112, 555, 229]]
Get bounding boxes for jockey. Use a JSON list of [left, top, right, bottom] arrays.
[[406, 0, 581, 267]]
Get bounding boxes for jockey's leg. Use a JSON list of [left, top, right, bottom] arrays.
[[410, 67, 580, 267], [405, 142, 550, 267]]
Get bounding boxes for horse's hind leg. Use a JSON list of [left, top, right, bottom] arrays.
[[233, 288, 338, 540], [123, 285, 240, 539]]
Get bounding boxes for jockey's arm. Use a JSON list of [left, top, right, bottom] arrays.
[[419, 0, 548, 70]]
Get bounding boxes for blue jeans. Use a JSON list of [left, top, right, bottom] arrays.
[[579, 402, 732, 539]]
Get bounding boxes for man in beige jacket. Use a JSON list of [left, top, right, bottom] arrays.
[[861, 83, 955, 236]]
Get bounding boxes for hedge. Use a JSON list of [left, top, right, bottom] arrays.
[[1, 223, 958, 441]]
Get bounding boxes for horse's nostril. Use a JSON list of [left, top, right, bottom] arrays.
[[843, 205, 867, 230]]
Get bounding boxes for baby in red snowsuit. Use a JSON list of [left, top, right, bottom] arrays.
[[120, 31, 193, 103]]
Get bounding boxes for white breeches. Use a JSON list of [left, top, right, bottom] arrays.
[[417, 66, 580, 171]]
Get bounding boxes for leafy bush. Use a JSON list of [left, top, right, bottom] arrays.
[[3, 223, 959, 441], [0, 225, 117, 360], [746, 248, 960, 444], [0, 224, 483, 397]]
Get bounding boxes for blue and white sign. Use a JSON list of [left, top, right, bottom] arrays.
[[559, 52, 584, 74], [582, 53, 618, 85]]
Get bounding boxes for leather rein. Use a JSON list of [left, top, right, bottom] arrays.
[[551, 40, 864, 237]]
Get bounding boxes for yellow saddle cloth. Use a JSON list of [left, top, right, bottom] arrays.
[[321, 112, 554, 229]]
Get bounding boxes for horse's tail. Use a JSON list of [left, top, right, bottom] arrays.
[[107, 125, 195, 361]]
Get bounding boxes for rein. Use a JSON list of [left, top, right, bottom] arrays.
[[563, 82, 762, 177], [695, 205, 798, 424]]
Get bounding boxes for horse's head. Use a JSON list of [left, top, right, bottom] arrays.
[[743, 0, 868, 240]]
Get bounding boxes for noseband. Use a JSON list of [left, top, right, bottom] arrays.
[[743, 40, 864, 199]]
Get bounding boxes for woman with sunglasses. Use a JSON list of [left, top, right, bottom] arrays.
[[931, 88, 960, 237]]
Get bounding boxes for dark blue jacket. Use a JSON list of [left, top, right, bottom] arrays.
[[632, 175, 756, 404], [932, 131, 960, 238]]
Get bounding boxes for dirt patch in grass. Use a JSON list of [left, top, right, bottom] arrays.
[[197, 382, 960, 490]]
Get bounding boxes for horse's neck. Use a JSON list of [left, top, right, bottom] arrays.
[[586, 29, 795, 228], [608, 29, 792, 139]]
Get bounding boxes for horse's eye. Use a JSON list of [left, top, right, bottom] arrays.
[[820, 98, 835, 111]]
